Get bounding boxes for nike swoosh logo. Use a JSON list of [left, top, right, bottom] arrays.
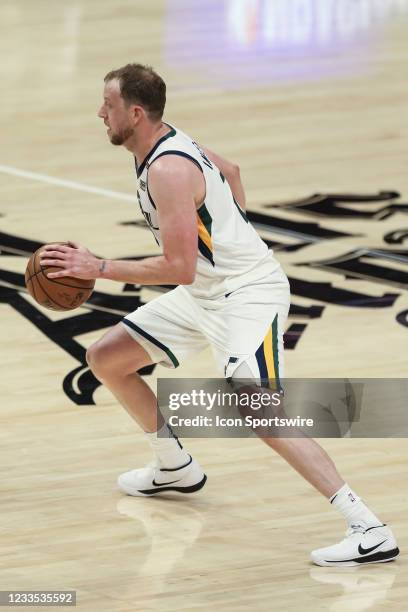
[[358, 539, 387, 555], [152, 478, 181, 487]]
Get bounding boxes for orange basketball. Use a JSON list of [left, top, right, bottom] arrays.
[[25, 244, 95, 311]]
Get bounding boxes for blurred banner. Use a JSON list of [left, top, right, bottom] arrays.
[[165, 0, 408, 88]]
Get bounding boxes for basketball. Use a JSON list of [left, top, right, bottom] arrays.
[[25, 244, 95, 311]]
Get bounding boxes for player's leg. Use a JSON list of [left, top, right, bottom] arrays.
[[219, 315, 347, 498], [259, 434, 399, 564], [87, 323, 196, 474], [87, 287, 209, 497], [212, 280, 399, 566], [229, 351, 398, 566], [86, 323, 160, 432]]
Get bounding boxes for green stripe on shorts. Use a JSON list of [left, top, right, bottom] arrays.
[[122, 319, 179, 368], [271, 313, 281, 390]]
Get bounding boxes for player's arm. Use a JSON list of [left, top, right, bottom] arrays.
[[200, 145, 246, 210], [40, 156, 199, 284]]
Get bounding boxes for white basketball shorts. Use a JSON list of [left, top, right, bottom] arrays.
[[121, 269, 290, 386]]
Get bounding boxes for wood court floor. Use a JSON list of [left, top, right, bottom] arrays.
[[0, 1, 407, 610]]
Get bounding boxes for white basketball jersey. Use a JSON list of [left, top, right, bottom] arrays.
[[135, 124, 284, 298]]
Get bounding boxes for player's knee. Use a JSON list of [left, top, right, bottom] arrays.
[[87, 337, 150, 381], [86, 343, 101, 379], [86, 341, 112, 382]]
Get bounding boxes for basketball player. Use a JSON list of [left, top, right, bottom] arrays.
[[40, 64, 399, 567]]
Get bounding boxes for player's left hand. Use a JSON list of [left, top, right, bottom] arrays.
[[39, 241, 101, 279]]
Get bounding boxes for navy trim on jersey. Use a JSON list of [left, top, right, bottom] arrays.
[[255, 343, 268, 382], [145, 150, 203, 210], [198, 237, 215, 266], [150, 150, 204, 173], [136, 124, 177, 177], [197, 203, 215, 267]]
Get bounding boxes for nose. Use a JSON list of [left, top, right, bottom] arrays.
[[97, 105, 106, 119]]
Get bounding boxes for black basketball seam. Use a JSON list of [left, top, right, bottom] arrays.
[[25, 253, 37, 283], [37, 249, 48, 276], [34, 248, 39, 267], [26, 249, 45, 282], [26, 269, 43, 284], [45, 277, 94, 290], [25, 251, 43, 305], [25, 257, 34, 282], [34, 249, 44, 281], [27, 272, 39, 304], [35, 270, 69, 310]]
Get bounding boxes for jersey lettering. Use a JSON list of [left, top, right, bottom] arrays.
[[137, 189, 159, 242], [192, 141, 213, 170]]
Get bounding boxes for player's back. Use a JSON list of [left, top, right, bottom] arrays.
[[135, 124, 287, 299]]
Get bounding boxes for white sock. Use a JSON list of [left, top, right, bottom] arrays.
[[145, 422, 190, 469], [330, 483, 383, 530]]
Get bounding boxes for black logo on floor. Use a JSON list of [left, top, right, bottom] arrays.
[[1, 191, 407, 405]]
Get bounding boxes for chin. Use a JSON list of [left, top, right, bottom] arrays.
[[110, 134, 124, 146]]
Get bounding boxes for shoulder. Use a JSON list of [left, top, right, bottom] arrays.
[[148, 152, 202, 187]]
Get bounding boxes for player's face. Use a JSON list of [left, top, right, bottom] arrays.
[[98, 79, 135, 146]]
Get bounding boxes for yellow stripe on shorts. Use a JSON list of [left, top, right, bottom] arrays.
[[263, 325, 276, 382]]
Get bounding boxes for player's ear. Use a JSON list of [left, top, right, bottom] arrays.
[[131, 105, 145, 124]]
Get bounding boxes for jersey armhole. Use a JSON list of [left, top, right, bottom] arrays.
[[147, 150, 206, 210]]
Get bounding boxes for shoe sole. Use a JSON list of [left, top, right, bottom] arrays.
[[312, 546, 400, 567], [119, 473, 207, 497]]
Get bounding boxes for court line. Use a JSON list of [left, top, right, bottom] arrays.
[[0, 162, 324, 244], [3, 162, 401, 257], [0, 163, 136, 203]]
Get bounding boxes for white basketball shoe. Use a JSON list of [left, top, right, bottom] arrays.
[[311, 524, 399, 567], [117, 455, 207, 497]]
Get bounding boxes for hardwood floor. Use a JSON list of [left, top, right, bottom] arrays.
[[0, 1, 407, 610]]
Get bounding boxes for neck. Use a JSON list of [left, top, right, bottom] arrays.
[[124, 121, 170, 165]]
